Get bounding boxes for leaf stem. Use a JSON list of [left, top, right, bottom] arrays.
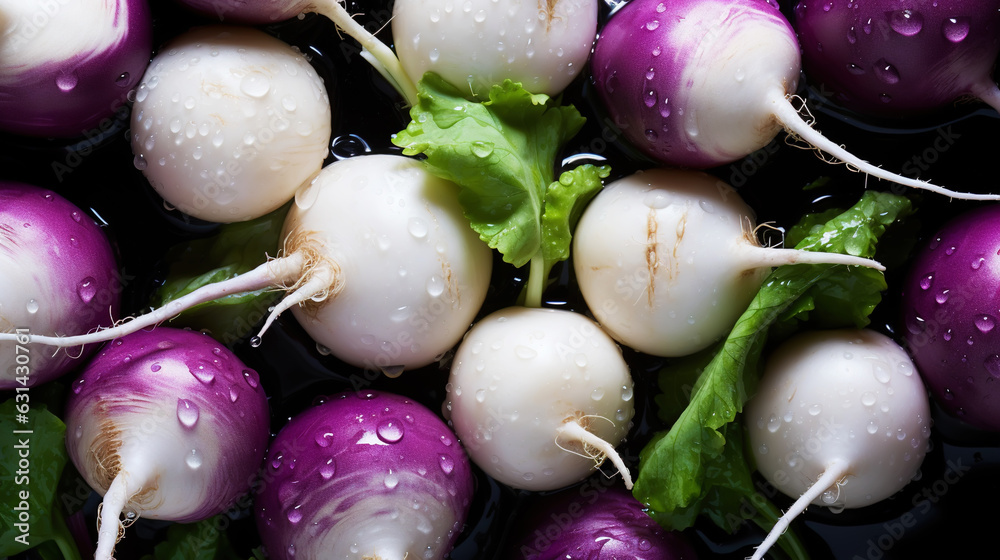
[[524, 253, 549, 309]]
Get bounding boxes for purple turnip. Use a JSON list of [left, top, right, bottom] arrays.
[[0, 181, 120, 389], [254, 390, 474, 560], [589, 0, 997, 200], [64, 327, 271, 560], [511, 485, 699, 559], [900, 203, 1000, 432], [794, 0, 1000, 119], [0, 0, 152, 138]]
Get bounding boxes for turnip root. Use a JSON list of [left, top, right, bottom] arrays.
[[130, 25, 332, 223], [744, 328, 932, 560], [590, 0, 999, 200], [0, 182, 120, 389], [445, 306, 635, 491], [255, 390, 474, 560], [64, 327, 270, 560], [572, 168, 884, 357], [0, 155, 493, 374]]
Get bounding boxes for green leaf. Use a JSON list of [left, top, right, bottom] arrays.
[[140, 517, 243, 560], [392, 73, 592, 294], [0, 398, 81, 560], [149, 203, 289, 344], [540, 164, 610, 265], [633, 190, 912, 538]]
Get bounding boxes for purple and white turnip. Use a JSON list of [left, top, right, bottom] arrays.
[[254, 390, 474, 560], [589, 0, 998, 200], [745, 329, 931, 560], [793, 0, 1000, 119], [0, 181, 120, 389], [900, 203, 1000, 432], [64, 327, 270, 560], [0, 0, 152, 138]]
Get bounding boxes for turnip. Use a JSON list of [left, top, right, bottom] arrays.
[[254, 390, 474, 560], [63, 327, 270, 560], [129, 25, 332, 223], [589, 0, 998, 200], [900, 204, 1000, 432], [170, 0, 599, 104], [794, 0, 1000, 119], [744, 328, 932, 560], [0, 155, 493, 374], [0, 181, 120, 389], [572, 168, 885, 358], [0, 0, 152, 138], [510, 485, 700, 559], [445, 306, 635, 491]]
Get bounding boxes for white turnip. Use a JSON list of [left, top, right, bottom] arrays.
[[744, 328, 932, 560], [572, 168, 884, 357], [0, 155, 493, 374], [445, 306, 635, 491], [129, 25, 332, 223]]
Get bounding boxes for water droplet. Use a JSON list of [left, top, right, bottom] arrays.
[[646, 20, 660, 31], [25, 299, 39, 314], [808, 404, 822, 416], [72, 378, 85, 394], [74, 277, 98, 303], [377, 418, 404, 443], [590, 387, 605, 401], [243, 369, 260, 388], [320, 458, 336, 479], [644, 89, 657, 108], [186, 449, 203, 469], [475, 389, 486, 403], [429, 48, 440, 62], [867, 421, 879, 434], [515, 345, 537, 359], [942, 17, 970, 42], [249, 336, 262, 348], [439, 454, 455, 474], [471, 141, 494, 158], [240, 72, 271, 97], [286, 507, 303, 524], [407, 217, 429, 239], [644, 129, 658, 141], [919, 273, 933, 290], [985, 354, 1000, 378], [847, 62, 865, 75], [936, 290, 949, 304], [190, 363, 215, 384], [116, 72, 130, 86], [426, 275, 445, 297], [287, 544, 295, 557], [873, 58, 900, 84], [861, 392, 877, 407], [384, 471, 399, 489], [621, 385, 634, 401], [177, 399, 200, 428], [847, 26, 858, 44], [976, 315, 996, 333], [766, 414, 781, 433], [946, 245, 957, 255], [873, 362, 891, 383], [889, 9, 924, 36]]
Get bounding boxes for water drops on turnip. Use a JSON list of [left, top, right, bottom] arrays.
[[445, 306, 635, 491], [255, 390, 474, 560], [744, 328, 932, 560], [130, 25, 332, 223], [0, 181, 120, 389], [64, 328, 270, 560], [572, 168, 884, 357]]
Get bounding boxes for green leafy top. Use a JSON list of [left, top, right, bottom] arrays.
[[1, 398, 82, 560], [633, 190, 913, 553], [392, 73, 607, 307]]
